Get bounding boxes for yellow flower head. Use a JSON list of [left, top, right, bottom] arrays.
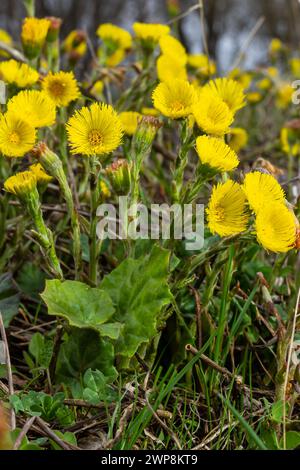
[[269, 38, 283, 55], [257, 77, 272, 91], [156, 55, 187, 82], [196, 135, 239, 172], [142, 107, 159, 117], [193, 87, 233, 136], [290, 57, 300, 77], [63, 30, 87, 58], [0, 113, 36, 157], [187, 54, 216, 76], [119, 111, 142, 136], [204, 78, 246, 114], [280, 127, 300, 156], [228, 68, 252, 90], [4, 171, 37, 198], [276, 83, 294, 109], [90, 80, 104, 98], [21, 17, 50, 47], [42, 71, 80, 107], [0, 59, 39, 88], [243, 171, 285, 214], [255, 202, 296, 253], [96, 23, 132, 50], [0, 29, 13, 57], [100, 47, 125, 67], [7, 90, 56, 128], [152, 79, 196, 119], [133, 22, 170, 44], [159, 35, 187, 65], [66, 102, 123, 157], [206, 180, 249, 237], [247, 91, 262, 104], [29, 163, 53, 184], [227, 127, 248, 152]]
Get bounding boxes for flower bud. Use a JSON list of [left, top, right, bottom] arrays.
[[21, 17, 51, 59], [133, 116, 161, 157], [106, 159, 132, 195], [46, 17, 62, 43]]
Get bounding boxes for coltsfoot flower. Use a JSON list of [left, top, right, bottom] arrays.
[[4, 171, 37, 199], [204, 78, 246, 114], [187, 54, 216, 75], [29, 163, 53, 185], [106, 159, 132, 195], [206, 180, 249, 236], [255, 202, 297, 253], [97, 23, 132, 50], [7, 90, 56, 128], [21, 17, 51, 58], [196, 135, 239, 172], [0, 29, 13, 58], [227, 127, 248, 152], [66, 102, 123, 156], [0, 59, 39, 88], [119, 111, 142, 136], [63, 30, 87, 59], [156, 55, 187, 82], [159, 35, 187, 65], [42, 71, 80, 107], [193, 87, 234, 135], [0, 113, 36, 157], [152, 79, 196, 119], [243, 171, 285, 214], [133, 22, 170, 44]]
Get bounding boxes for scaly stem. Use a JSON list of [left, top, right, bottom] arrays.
[[89, 156, 100, 285]]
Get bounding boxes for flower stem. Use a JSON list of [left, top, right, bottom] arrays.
[[89, 156, 100, 285]]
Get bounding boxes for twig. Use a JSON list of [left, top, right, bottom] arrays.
[[13, 416, 36, 450], [167, 4, 200, 25], [282, 287, 300, 450], [0, 41, 27, 62], [231, 16, 265, 70], [186, 344, 234, 378], [0, 311, 16, 430], [35, 416, 80, 450]]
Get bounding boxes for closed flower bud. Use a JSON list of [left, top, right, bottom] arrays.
[[106, 159, 132, 195], [133, 116, 161, 157], [46, 17, 62, 43]]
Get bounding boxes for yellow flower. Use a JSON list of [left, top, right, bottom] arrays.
[[0, 113, 36, 157], [103, 48, 125, 67], [187, 54, 216, 76], [7, 90, 56, 128], [192, 87, 233, 136], [63, 30, 87, 58], [0, 29, 13, 57], [280, 127, 299, 156], [96, 23, 132, 50], [21, 17, 50, 57], [269, 38, 283, 55], [42, 71, 80, 107], [152, 79, 196, 119], [90, 80, 104, 98], [4, 171, 37, 198], [0, 59, 39, 88], [267, 66, 278, 78], [29, 163, 53, 184], [227, 127, 248, 152], [119, 111, 142, 136], [133, 22, 170, 43], [243, 171, 285, 214], [290, 57, 300, 77], [66, 102, 123, 157], [196, 135, 239, 172], [141, 107, 159, 117], [255, 202, 296, 253], [159, 35, 187, 64], [257, 77, 272, 91], [156, 54, 187, 82], [247, 91, 262, 104], [99, 180, 111, 199], [206, 180, 249, 236], [204, 78, 246, 114], [276, 83, 294, 109]]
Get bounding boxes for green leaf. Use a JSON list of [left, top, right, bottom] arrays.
[[271, 400, 289, 423], [0, 273, 20, 326], [29, 332, 53, 369], [56, 328, 117, 396], [280, 431, 300, 450], [41, 280, 115, 333], [16, 262, 47, 298], [50, 431, 77, 450], [82, 369, 117, 405], [98, 322, 123, 339], [100, 245, 172, 358]]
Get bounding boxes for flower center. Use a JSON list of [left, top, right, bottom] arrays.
[[171, 100, 184, 112], [49, 80, 65, 97], [9, 131, 20, 145], [215, 205, 225, 222], [89, 129, 103, 147]]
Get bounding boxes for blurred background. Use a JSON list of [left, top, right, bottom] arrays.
[[0, 0, 300, 71]]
